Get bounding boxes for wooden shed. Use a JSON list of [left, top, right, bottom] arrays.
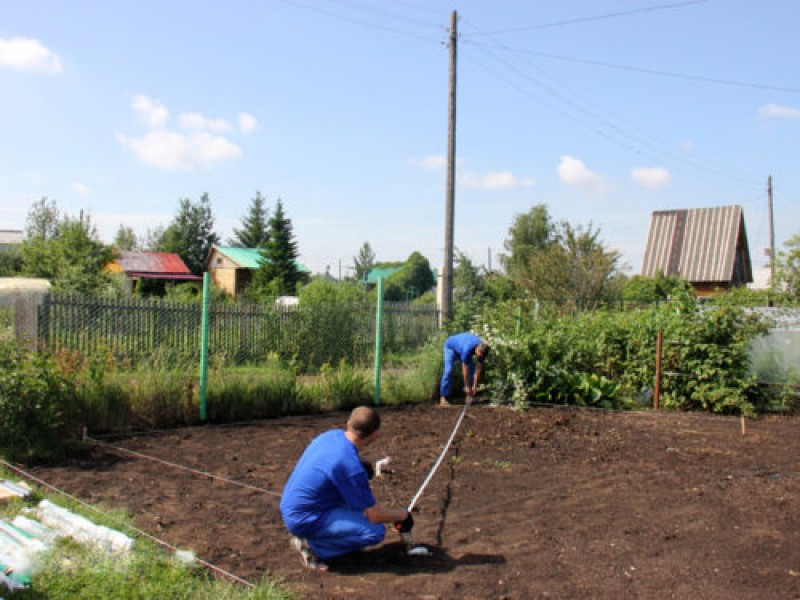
[[205, 246, 310, 298], [641, 205, 753, 296], [107, 251, 201, 293]]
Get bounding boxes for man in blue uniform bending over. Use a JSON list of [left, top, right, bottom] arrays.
[[280, 406, 413, 571], [440, 332, 490, 406]]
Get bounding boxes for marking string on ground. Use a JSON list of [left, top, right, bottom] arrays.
[[85, 436, 282, 499], [0, 459, 255, 589], [407, 402, 469, 511]]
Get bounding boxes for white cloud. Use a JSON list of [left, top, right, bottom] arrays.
[[408, 155, 447, 170], [0, 36, 62, 73], [459, 170, 534, 190], [179, 112, 231, 133], [73, 182, 91, 196], [238, 112, 258, 134], [117, 130, 241, 171], [557, 155, 609, 192], [131, 94, 169, 129], [630, 166, 671, 189], [119, 94, 245, 170], [758, 103, 800, 119]]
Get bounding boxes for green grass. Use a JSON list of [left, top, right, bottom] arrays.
[[71, 348, 438, 433], [0, 467, 294, 600]]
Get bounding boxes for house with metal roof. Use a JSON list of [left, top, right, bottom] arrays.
[[641, 205, 753, 296], [107, 251, 201, 293], [205, 246, 310, 298], [0, 229, 24, 250], [366, 265, 402, 284]]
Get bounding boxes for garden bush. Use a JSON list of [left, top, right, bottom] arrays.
[[477, 289, 770, 414], [0, 340, 81, 460]]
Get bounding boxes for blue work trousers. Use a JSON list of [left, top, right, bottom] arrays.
[[440, 344, 474, 398], [305, 507, 385, 560]]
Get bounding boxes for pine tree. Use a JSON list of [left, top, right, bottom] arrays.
[[252, 198, 308, 296], [229, 191, 270, 247]]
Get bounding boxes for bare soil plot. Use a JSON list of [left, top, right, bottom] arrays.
[[26, 404, 800, 599]]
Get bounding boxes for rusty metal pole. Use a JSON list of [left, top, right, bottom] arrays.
[[654, 330, 663, 410]]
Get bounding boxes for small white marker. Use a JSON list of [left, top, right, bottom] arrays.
[[375, 456, 392, 477], [407, 545, 432, 556]]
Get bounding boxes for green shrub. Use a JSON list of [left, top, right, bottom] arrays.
[[0, 341, 80, 460], [302, 361, 371, 411], [477, 290, 769, 414]]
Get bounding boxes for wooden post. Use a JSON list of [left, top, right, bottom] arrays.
[[654, 330, 663, 410]]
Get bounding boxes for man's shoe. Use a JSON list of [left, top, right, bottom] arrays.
[[290, 535, 328, 571], [439, 397, 450, 406]]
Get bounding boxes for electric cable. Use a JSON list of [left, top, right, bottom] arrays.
[[463, 44, 800, 95], [278, 0, 442, 44], [469, 0, 710, 36], [459, 19, 763, 187]]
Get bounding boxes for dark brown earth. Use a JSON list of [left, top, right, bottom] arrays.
[[24, 404, 800, 599]]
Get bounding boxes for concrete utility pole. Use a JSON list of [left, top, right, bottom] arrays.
[[768, 175, 775, 290], [441, 10, 458, 327]]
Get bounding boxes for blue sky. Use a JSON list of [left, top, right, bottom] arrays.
[[1, 0, 799, 284]]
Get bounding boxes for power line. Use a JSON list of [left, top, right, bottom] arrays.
[[460, 46, 759, 186], [468, 0, 710, 36], [278, 0, 443, 44], [327, 0, 446, 28], [462, 44, 800, 95], [458, 17, 763, 187], [385, 0, 450, 17]]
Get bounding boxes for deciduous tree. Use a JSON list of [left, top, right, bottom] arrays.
[[155, 193, 219, 276], [21, 203, 115, 294], [777, 233, 800, 297], [502, 205, 624, 304], [352, 242, 376, 282], [113, 225, 139, 250]]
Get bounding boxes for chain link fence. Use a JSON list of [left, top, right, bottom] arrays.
[[33, 293, 440, 371]]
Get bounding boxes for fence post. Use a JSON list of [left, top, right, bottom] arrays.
[[14, 294, 44, 351], [654, 329, 663, 410], [199, 273, 210, 422], [373, 277, 384, 406]]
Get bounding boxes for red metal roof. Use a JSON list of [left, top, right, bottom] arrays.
[[116, 251, 199, 279]]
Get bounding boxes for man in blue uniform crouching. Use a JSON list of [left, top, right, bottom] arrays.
[[279, 406, 413, 570]]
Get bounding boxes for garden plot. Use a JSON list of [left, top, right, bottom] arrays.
[[25, 404, 800, 599]]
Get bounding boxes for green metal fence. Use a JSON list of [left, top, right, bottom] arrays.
[[36, 293, 439, 370]]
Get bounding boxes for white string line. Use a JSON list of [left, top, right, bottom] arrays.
[[86, 437, 282, 499], [0, 460, 256, 589], [407, 403, 469, 512]]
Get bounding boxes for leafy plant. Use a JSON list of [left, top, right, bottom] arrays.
[[476, 289, 770, 415], [0, 341, 80, 460], [302, 361, 371, 411]]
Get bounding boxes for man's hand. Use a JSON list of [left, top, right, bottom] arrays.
[[360, 458, 374, 480], [394, 512, 414, 533]]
